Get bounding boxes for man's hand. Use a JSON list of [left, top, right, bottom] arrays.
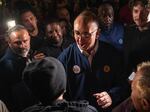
[[93, 91, 112, 108], [34, 52, 45, 60]]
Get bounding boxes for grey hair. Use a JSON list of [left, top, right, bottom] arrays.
[[6, 25, 27, 41], [135, 61, 150, 102]]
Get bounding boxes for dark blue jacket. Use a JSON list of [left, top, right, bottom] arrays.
[[58, 41, 127, 111], [99, 22, 124, 51]]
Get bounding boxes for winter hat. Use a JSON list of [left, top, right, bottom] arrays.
[[23, 57, 66, 105]]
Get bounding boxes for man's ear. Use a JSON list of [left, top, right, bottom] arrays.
[[96, 28, 101, 39], [142, 98, 150, 111], [7, 39, 11, 47]]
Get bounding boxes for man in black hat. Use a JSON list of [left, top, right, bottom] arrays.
[[22, 57, 98, 112]]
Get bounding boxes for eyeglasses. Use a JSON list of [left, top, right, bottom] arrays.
[[74, 29, 98, 38]]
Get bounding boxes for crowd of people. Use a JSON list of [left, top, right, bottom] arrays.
[[0, 0, 150, 112]]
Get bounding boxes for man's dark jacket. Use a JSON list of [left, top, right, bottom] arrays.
[[0, 48, 37, 112]]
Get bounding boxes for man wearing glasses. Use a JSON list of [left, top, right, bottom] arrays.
[[58, 10, 127, 112]]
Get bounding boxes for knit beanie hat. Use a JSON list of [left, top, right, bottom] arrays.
[[23, 57, 66, 105]]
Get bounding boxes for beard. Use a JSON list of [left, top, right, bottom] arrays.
[[26, 24, 35, 33], [12, 48, 30, 57], [47, 36, 63, 46]]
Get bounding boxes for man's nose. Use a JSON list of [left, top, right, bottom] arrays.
[[77, 35, 84, 42], [27, 19, 33, 25], [19, 42, 26, 48], [136, 12, 141, 18], [105, 16, 110, 21], [52, 31, 58, 37]]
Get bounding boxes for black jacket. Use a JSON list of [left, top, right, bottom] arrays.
[[22, 100, 98, 112], [0, 48, 37, 112]]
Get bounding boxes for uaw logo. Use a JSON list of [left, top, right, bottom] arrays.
[[118, 38, 123, 44], [103, 65, 110, 73], [73, 65, 81, 74]]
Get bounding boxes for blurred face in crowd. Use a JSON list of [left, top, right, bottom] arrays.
[[132, 3, 144, 26], [59, 20, 67, 36], [56, 0, 68, 8], [21, 11, 38, 35], [131, 73, 150, 112], [28, 0, 38, 8], [8, 29, 30, 57], [74, 16, 99, 53], [46, 23, 63, 45], [98, 4, 114, 28], [57, 8, 70, 23]]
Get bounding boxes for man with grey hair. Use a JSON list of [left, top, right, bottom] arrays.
[[112, 61, 150, 112], [5, 25, 30, 57], [131, 61, 150, 112], [0, 25, 36, 111], [0, 100, 9, 112]]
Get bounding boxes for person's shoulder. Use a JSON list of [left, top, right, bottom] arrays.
[[22, 103, 45, 112], [62, 38, 74, 48], [114, 22, 124, 28], [86, 105, 98, 112], [99, 41, 119, 52], [125, 23, 137, 31], [112, 97, 135, 112], [22, 100, 98, 112], [67, 100, 98, 112], [124, 24, 138, 40], [65, 42, 76, 49], [0, 50, 18, 73], [58, 43, 80, 65], [0, 54, 12, 67], [98, 41, 122, 57], [59, 43, 77, 55]]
